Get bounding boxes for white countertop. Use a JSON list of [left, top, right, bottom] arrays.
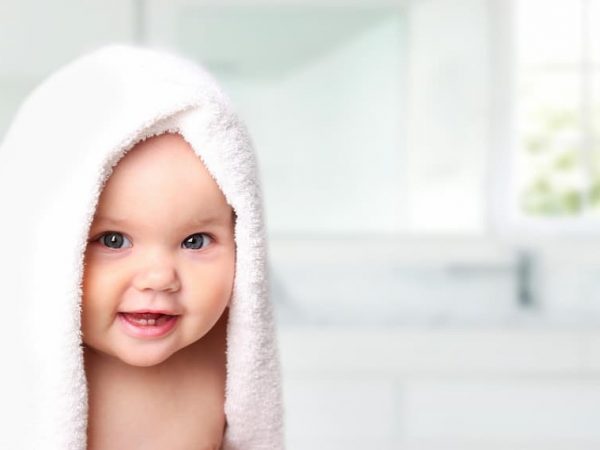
[[278, 325, 600, 377]]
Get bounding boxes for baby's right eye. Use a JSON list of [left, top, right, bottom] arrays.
[[98, 232, 132, 249]]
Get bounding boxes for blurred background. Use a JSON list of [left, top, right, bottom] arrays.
[[2, 0, 600, 448]]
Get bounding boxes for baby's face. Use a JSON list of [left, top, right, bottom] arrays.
[[81, 133, 236, 367]]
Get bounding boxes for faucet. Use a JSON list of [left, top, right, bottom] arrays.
[[516, 248, 535, 308]]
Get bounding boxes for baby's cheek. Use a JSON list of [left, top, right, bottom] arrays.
[[214, 269, 235, 306], [81, 264, 110, 314]]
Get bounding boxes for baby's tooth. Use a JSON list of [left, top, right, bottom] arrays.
[[126, 314, 161, 326]]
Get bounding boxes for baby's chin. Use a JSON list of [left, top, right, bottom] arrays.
[[83, 340, 180, 368], [117, 350, 173, 368]]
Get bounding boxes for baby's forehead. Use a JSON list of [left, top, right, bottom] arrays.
[[119, 132, 198, 168], [111, 133, 212, 183]]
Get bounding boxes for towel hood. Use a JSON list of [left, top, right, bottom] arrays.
[[0, 44, 284, 449]]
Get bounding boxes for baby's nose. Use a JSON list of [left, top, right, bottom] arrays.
[[133, 261, 181, 292]]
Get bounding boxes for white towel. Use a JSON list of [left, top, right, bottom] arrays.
[[0, 44, 285, 449]]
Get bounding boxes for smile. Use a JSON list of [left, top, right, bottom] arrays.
[[118, 312, 179, 338]]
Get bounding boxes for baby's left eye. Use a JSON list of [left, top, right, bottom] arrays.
[[182, 233, 212, 250], [98, 232, 132, 249]]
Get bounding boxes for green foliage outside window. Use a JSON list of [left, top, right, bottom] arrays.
[[519, 108, 595, 216]]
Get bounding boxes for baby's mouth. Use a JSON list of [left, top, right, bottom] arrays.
[[119, 312, 176, 327]]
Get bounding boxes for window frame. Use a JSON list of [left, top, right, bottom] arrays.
[[490, 0, 600, 240]]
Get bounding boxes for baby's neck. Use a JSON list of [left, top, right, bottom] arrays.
[[84, 337, 202, 385]]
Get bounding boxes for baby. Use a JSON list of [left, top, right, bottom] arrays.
[[0, 44, 284, 449], [82, 132, 234, 448]]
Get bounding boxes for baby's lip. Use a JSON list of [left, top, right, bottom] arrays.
[[120, 310, 179, 316]]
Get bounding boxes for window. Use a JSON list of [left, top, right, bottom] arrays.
[[515, 0, 600, 223]]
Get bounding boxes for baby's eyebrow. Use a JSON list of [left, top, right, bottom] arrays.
[[93, 215, 127, 225], [92, 215, 221, 226]]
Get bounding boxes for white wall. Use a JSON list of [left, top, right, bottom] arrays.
[[211, 11, 408, 235], [0, 0, 135, 139], [405, 0, 492, 234]]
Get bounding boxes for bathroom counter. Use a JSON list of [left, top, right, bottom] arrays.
[[278, 326, 600, 450], [278, 325, 600, 377]]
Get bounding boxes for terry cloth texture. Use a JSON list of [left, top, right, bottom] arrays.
[[0, 44, 285, 449]]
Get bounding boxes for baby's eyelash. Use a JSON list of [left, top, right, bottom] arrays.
[[182, 232, 213, 250], [87, 231, 214, 250], [94, 231, 132, 249]]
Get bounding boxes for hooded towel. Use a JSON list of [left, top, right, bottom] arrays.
[[0, 44, 284, 449]]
